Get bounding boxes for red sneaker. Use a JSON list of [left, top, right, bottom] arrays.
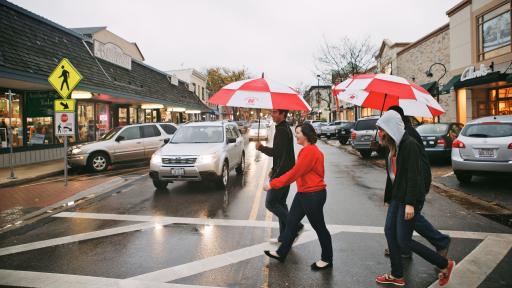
[[376, 274, 406, 286], [439, 260, 456, 286]]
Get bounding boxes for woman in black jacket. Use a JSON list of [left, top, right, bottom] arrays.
[[374, 110, 455, 287]]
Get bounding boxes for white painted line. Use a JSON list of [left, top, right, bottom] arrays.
[[130, 226, 345, 283], [442, 172, 454, 178], [53, 212, 512, 241], [0, 269, 223, 288], [428, 237, 512, 288]]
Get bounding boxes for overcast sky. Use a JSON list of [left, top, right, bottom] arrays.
[[12, 0, 460, 88]]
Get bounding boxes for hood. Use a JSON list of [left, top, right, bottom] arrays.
[[161, 142, 224, 156], [376, 110, 405, 146]]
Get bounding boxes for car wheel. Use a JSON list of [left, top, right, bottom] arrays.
[[87, 152, 110, 172], [152, 179, 168, 190], [359, 150, 372, 159], [216, 161, 229, 188], [339, 138, 348, 145], [455, 171, 472, 184], [236, 152, 245, 175]]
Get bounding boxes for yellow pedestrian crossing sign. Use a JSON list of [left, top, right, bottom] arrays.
[[54, 99, 76, 112], [48, 58, 82, 99]]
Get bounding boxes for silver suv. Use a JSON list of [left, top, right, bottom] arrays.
[[68, 123, 177, 172], [351, 116, 382, 158], [451, 115, 512, 183], [149, 121, 245, 189]]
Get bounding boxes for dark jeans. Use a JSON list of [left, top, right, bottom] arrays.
[[385, 200, 448, 278], [277, 190, 332, 263], [265, 185, 291, 241], [400, 214, 450, 254]]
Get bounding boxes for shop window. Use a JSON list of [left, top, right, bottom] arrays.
[[489, 87, 512, 115], [129, 107, 137, 124], [27, 117, 53, 145], [138, 108, 144, 123], [77, 102, 95, 142], [478, 2, 511, 61], [118, 107, 128, 127], [144, 109, 152, 123], [0, 91, 22, 148], [95, 103, 110, 139]]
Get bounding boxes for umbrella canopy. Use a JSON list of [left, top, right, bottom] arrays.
[[335, 74, 445, 118], [208, 78, 311, 111]]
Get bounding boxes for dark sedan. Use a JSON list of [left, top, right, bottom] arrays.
[[336, 122, 355, 145], [416, 122, 464, 160]]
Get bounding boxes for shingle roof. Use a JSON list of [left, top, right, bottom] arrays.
[[0, 0, 209, 112], [70, 26, 106, 36]]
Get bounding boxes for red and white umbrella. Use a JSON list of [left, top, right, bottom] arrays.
[[334, 74, 444, 118], [208, 77, 311, 111]]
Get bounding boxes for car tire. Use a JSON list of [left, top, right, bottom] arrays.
[[236, 152, 245, 175], [339, 138, 348, 145], [359, 150, 372, 159], [87, 152, 110, 172], [216, 161, 229, 188], [455, 171, 472, 184], [152, 179, 168, 190]]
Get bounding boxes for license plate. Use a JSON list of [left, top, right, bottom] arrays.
[[362, 135, 371, 141], [171, 168, 185, 176], [478, 149, 495, 158]]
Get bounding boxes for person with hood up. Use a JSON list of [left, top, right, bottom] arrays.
[[375, 110, 455, 287]]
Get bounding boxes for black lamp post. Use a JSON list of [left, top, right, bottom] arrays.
[[425, 62, 447, 123]]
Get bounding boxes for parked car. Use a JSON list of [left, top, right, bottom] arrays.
[[149, 121, 245, 189], [68, 123, 177, 172], [320, 121, 348, 139], [235, 120, 249, 134], [336, 122, 355, 144], [351, 116, 384, 158], [248, 122, 268, 140], [312, 122, 328, 136], [451, 116, 512, 184], [416, 123, 464, 160]]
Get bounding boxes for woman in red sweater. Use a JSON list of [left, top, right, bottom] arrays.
[[263, 122, 332, 270]]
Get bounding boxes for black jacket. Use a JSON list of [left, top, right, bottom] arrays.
[[384, 134, 431, 207], [258, 121, 295, 179], [405, 124, 424, 148]]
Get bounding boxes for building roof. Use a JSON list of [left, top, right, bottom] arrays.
[[446, 0, 471, 17], [0, 0, 208, 112], [70, 26, 106, 36], [376, 39, 411, 59]]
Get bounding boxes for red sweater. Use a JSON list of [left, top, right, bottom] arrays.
[[270, 144, 326, 193]]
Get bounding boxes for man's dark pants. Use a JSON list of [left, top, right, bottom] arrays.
[[265, 185, 290, 242]]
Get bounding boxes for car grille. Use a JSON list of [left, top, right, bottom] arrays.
[[162, 157, 197, 165]]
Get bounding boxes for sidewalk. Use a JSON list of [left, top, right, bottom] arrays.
[[0, 160, 64, 188]]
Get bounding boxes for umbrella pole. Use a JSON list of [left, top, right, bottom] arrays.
[[374, 93, 388, 144], [257, 109, 261, 140]]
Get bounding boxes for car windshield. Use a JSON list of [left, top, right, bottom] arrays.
[[171, 126, 224, 143], [100, 127, 122, 141], [416, 124, 449, 135], [355, 119, 378, 131], [339, 123, 353, 128], [461, 123, 512, 138]]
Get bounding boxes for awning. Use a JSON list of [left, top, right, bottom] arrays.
[[420, 81, 438, 95], [453, 72, 510, 90], [440, 75, 461, 94]]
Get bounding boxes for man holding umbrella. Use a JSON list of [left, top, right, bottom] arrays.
[[256, 110, 304, 243]]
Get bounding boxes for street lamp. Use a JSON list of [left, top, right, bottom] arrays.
[[316, 74, 321, 120], [425, 62, 447, 123]]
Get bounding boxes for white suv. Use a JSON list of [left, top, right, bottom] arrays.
[[149, 121, 245, 189]]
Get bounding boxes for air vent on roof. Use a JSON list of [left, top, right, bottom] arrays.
[[167, 75, 179, 86]]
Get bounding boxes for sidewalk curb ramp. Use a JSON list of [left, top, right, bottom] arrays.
[[322, 139, 512, 215], [0, 173, 146, 235]]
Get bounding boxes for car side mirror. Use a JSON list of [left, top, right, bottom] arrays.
[[163, 138, 170, 144], [227, 138, 236, 144], [115, 135, 124, 142]]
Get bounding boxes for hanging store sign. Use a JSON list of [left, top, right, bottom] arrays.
[[460, 64, 489, 82], [94, 40, 132, 70]]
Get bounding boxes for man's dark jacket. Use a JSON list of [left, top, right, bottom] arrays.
[[258, 121, 295, 179], [384, 134, 432, 207]]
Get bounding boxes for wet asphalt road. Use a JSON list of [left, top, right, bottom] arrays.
[[0, 136, 511, 288]]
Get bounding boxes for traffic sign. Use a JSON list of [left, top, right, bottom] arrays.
[[48, 58, 82, 99], [54, 99, 76, 112], [55, 112, 75, 136]]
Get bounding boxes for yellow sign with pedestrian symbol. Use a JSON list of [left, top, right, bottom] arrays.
[[48, 58, 82, 99], [54, 99, 76, 112]]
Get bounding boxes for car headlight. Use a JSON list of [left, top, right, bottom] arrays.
[[197, 154, 218, 164], [72, 148, 82, 154], [151, 151, 162, 164]]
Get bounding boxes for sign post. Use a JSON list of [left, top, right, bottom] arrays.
[[48, 58, 82, 186]]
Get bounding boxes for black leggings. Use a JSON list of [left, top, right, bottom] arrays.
[[277, 189, 332, 263]]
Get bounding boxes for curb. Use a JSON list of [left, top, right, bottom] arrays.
[[0, 173, 147, 235], [0, 169, 64, 188], [322, 139, 512, 215]]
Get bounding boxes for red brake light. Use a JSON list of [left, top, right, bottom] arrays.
[[452, 139, 465, 149], [508, 143, 512, 149], [437, 138, 446, 147], [351, 131, 356, 140]]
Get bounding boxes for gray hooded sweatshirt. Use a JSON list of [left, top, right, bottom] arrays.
[[376, 111, 405, 183]]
